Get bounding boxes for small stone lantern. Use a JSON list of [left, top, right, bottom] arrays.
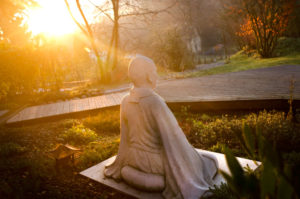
[[49, 144, 81, 172]]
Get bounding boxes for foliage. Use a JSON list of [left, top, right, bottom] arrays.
[[59, 124, 98, 145], [0, 34, 96, 104], [189, 115, 243, 155], [0, 151, 56, 198], [275, 37, 300, 56], [221, 124, 300, 199], [0, 82, 10, 101], [0, 43, 39, 96], [77, 136, 119, 169], [0, 0, 33, 45], [151, 28, 194, 71], [203, 183, 236, 199], [187, 111, 300, 157], [225, 0, 296, 57], [189, 48, 300, 78], [0, 142, 27, 157], [164, 29, 186, 71], [285, 1, 300, 37], [0, 108, 299, 198], [83, 109, 120, 135]]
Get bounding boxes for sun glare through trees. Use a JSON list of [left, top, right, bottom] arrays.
[[24, 0, 80, 37], [24, 0, 104, 37]]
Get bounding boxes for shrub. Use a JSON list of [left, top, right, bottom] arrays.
[[150, 28, 195, 71], [59, 119, 81, 129], [200, 114, 212, 122], [220, 125, 300, 199], [187, 111, 300, 157], [0, 154, 56, 198], [189, 116, 242, 154], [0, 81, 10, 101], [275, 37, 300, 56], [254, 111, 299, 152], [208, 142, 224, 153], [60, 124, 98, 145], [77, 136, 119, 169], [0, 142, 27, 157], [203, 183, 236, 199]]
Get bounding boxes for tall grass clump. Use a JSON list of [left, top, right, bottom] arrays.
[[83, 109, 120, 135]]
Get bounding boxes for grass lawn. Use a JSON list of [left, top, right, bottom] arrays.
[[189, 37, 300, 78], [189, 51, 300, 78]]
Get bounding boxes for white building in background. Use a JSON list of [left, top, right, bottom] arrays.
[[187, 29, 202, 54]]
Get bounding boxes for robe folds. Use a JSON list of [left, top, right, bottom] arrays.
[[104, 87, 219, 199]]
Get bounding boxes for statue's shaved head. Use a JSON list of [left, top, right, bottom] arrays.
[[128, 55, 157, 87]]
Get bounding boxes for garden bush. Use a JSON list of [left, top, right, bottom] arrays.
[[275, 37, 300, 56], [0, 153, 56, 198], [218, 125, 300, 199], [149, 28, 195, 71], [0, 142, 27, 157], [77, 136, 119, 169], [59, 124, 98, 145], [187, 111, 300, 157], [203, 183, 235, 199], [189, 115, 243, 155], [58, 119, 81, 129]]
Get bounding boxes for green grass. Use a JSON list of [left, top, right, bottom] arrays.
[[189, 51, 300, 77]]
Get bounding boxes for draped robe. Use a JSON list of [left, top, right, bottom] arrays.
[[104, 87, 219, 199]]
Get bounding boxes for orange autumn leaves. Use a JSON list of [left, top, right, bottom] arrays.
[[226, 0, 296, 57]]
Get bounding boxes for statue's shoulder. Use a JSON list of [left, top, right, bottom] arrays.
[[121, 94, 130, 105], [142, 92, 166, 108]]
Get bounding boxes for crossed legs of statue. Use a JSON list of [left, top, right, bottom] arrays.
[[121, 165, 165, 192]]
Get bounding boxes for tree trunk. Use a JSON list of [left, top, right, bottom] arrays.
[[112, 0, 119, 70]]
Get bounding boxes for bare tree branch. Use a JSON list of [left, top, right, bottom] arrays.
[[65, 0, 105, 81], [119, 1, 177, 18], [64, 0, 88, 36], [87, 0, 115, 23]]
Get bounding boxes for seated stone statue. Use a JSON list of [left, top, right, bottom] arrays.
[[104, 55, 219, 199]]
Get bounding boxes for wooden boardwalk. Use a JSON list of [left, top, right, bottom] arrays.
[[7, 92, 128, 124], [0, 110, 9, 117], [6, 65, 300, 124]]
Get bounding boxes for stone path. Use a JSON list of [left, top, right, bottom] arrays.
[[6, 65, 300, 124], [157, 65, 300, 102]]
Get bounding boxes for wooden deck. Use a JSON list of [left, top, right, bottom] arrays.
[[0, 110, 9, 117], [7, 92, 128, 124], [6, 65, 300, 125]]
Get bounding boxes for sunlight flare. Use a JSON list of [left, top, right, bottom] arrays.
[[25, 0, 79, 37]]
